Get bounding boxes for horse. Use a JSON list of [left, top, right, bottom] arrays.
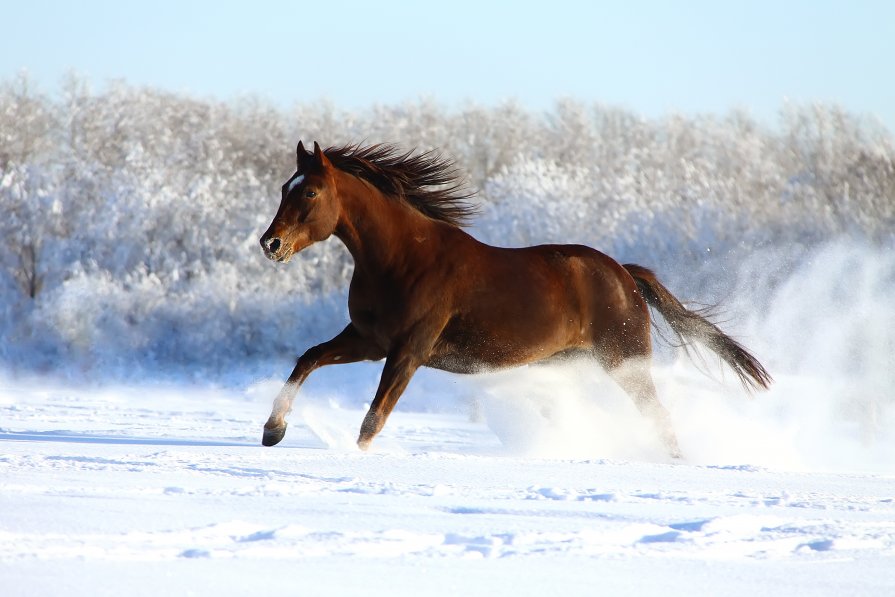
[[259, 141, 772, 457]]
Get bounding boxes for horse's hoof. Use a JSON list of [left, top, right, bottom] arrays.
[[262, 423, 287, 447], [357, 437, 372, 451]]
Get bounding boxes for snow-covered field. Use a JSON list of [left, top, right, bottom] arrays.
[[2, 357, 894, 596], [3, 79, 894, 594]]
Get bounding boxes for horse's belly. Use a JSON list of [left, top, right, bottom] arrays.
[[426, 314, 576, 374], [425, 343, 541, 374]]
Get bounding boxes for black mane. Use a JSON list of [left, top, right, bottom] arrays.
[[317, 143, 478, 227]]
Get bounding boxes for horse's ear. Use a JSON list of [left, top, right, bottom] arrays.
[[296, 140, 310, 168], [313, 141, 332, 170]]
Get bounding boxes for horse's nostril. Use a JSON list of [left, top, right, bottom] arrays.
[[268, 238, 281, 253]]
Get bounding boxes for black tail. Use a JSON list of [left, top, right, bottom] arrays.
[[624, 264, 772, 391]]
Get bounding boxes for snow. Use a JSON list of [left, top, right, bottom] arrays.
[[2, 370, 894, 596]]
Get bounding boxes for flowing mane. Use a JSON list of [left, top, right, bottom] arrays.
[[316, 143, 478, 227]]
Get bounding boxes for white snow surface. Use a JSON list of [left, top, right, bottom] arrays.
[[2, 364, 894, 596]]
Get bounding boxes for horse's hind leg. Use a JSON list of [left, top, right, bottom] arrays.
[[607, 357, 682, 459]]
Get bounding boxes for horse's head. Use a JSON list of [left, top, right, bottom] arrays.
[[260, 141, 341, 263]]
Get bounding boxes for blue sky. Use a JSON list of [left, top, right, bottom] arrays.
[[3, 0, 893, 130]]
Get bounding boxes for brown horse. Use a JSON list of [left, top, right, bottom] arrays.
[[259, 141, 771, 457]]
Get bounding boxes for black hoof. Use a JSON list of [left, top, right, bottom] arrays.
[[262, 423, 287, 447]]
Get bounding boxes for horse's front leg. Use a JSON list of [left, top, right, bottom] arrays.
[[356, 314, 451, 450], [263, 324, 384, 446], [357, 349, 422, 450]]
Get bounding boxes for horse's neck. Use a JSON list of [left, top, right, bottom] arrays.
[[334, 178, 435, 274]]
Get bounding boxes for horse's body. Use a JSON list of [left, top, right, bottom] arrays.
[[260, 142, 771, 457]]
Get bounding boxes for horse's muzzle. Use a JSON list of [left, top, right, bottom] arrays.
[[261, 236, 292, 262]]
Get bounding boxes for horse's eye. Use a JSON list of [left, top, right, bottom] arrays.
[[305, 190, 317, 199]]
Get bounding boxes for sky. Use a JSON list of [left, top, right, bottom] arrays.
[[2, 0, 894, 130]]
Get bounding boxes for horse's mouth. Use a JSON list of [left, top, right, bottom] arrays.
[[266, 249, 293, 263], [262, 245, 294, 263]]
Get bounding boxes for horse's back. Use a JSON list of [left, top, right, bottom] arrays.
[[478, 241, 644, 317]]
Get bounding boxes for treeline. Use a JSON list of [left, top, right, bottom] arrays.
[[1, 73, 893, 378]]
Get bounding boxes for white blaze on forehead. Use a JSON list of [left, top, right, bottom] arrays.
[[286, 174, 306, 194]]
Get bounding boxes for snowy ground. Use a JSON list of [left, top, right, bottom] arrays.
[[2, 361, 894, 596]]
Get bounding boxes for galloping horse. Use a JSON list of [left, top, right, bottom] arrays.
[[259, 142, 771, 457]]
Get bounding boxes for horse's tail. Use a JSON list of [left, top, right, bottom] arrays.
[[623, 263, 772, 391]]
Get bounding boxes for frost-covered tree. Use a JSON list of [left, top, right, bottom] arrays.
[[0, 73, 60, 300]]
